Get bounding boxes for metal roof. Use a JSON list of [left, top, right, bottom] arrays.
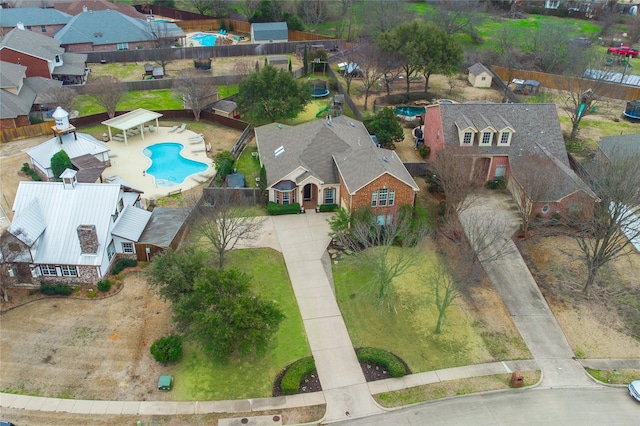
[[26, 132, 109, 170], [0, 7, 71, 27], [111, 204, 152, 241], [11, 181, 123, 265], [7, 199, 46, 246], [251, 22, 288, 41], [101, 108, 163, 131]]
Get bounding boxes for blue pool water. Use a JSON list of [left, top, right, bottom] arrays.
[[144, 143, 208, 186], [191, 32, 218, 46], [395, 106, 426, 117]]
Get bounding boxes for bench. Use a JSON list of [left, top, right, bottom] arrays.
[[168, 188, 182, 196]]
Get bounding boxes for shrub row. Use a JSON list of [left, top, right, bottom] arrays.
[[318, 203, 339, 213], [112, 258, 137, 275], [267, 201, 301, 216], [280, 356, 316, 395], [485, 176, 506, 190], [21, 163, 42, 181], [40, 283, 73, 296], [356, 347, 406, 378]]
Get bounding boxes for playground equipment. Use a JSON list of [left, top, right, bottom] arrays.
[[315, 105, 331, 118], [311, 79, 330, 98], [623, 100, 640, 120]]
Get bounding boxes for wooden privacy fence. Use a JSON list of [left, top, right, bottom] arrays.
[[491, 66, 640, 101], [202, 188, 264, 206], [1, 122, 53, 143]]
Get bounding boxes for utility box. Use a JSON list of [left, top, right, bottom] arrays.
[[157, 375, 173, 391], [510, 371, 524, 388]]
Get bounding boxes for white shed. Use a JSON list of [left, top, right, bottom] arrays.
[[467, 62, 493, 88], [250, 22, 288, 44]]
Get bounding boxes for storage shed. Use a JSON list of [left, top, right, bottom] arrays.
[[467, 62, 493, 88], [250, 22, 288, 44]]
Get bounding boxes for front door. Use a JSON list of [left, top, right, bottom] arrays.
[[303, 184, 312, 201]]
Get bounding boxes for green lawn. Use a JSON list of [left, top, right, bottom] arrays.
[[170, 248, 310, 400], [333, 248, 495, 373], [235, 144, 261, 185], [89, 62, 142, 81], [74, 89, 182, 116]]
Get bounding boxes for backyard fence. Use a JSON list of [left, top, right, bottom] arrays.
[[229, 125, 255, 159], [0, 122, 54, 144], [202, 187, 264, 206]]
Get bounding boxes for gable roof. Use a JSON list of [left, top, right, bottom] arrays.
[[0, 27, 64, 62], [251, 22, 288, 40], [596, 133, 640, 161], [0, 61, 26, 89], [0, 7, 72, 27], [54, 0, 146, 20], [26, 132, 109, 169], [468, 62, 491, 76], [11, 181, 123, 265], [0, 73, 60, 119], [54, 10, 184, 47], [437, 103, 568, 161], [137, 207, 190, 248], [255, 116, 419, 193], [7, 199, 46, 246], [111, 204, 152, 241]]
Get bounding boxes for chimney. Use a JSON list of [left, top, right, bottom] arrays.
[[16, 22, 25, 30], [77, 225, 99, 254], [82, 5, 88, 12]]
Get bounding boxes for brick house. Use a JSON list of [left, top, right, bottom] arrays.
[[53, 9, 185, 53], [0, 169, 150, 287], [422, 103, 597, 220], [255, 116, 419, 220], [0, 61, 61, 130], [0, 7, 71, 37], [0, 27, 88, 85]]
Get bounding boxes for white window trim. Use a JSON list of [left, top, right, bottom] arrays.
[[371, 190, 378, 207], [41, 264, 57, 276], [107, 240, 116, 261], [61, 265, 78, 277], [121, 242, 134, 254], [324, 188, 335, 205], [388, 190, 395, 206], [480, 131, 493, 146], [499, 131, 512, 145], [117, 42, 129, 51], [379, 189, 388, 207], [462, 131, 474, 145]]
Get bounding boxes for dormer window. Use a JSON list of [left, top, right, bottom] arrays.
[[480, 131, 493, 146], [54, 55, 62, 65], [463, 132, 473, 145], [499, 131, 512, 145]]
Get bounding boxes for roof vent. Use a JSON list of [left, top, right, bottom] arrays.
[[274, 146, 285, 157], [83, 5, 88, 12], [94, 32, 103, 38], [350, 122, 355, 127], [16, 22, 25, 30], [277, 124, 283, 129], [382, 157, 389, 163]]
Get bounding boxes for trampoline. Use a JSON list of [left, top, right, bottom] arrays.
[[311, 79, 330, 98], [623, 100, 640, 121]]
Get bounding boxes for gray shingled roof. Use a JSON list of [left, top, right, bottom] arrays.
[[0, 7, 71, 27], [0, 75, 59, 119], [54, 9, 184, 47], [252, 22, 288, 41], [438, 103, 595, 202], [596, 133, 640, 161], [54, 0, 146, 20], [54, 52, 88, 76], [0, 61, 26, 89], [468, 62, 490, 76], [137, 207, 190, 248], [255, 116, 419, 193], [0, 27, 64, 62]]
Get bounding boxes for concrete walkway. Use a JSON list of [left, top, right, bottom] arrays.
[[459, 190, 594, 388], [266, 212, 383, 423]]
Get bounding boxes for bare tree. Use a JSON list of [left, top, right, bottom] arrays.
[[237, 0, 261, 21], [426, 0, 485, 40], [495, 25, 525, 101], [522, 21, 569, 74], [428, 258, 462, 334], [508, 153, 561, 238], [625, 14, 640, 46], [39, 85, 76, 114], [456, 210, 514, 264], [190, 0, 213, 15], [86, 75, 125, 119], [430, 147, 481, 221], [570, 149, 640, 296], [148, 21, 180, 75], [298, 0, 329, 25], [176, 70, 217, 121], [360, 0, 411, 39], [377, 48, 403, 97], [330, 206, 430, 309], [353, 41, 384, 111], [192, 190, 265, 268]]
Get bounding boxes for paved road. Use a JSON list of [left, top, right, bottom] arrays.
[[335, 387, 639, 426]]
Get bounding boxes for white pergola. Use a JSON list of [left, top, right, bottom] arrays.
[[101, 109, 163, 145]]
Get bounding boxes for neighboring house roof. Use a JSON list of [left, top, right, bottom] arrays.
[[468, 62, 491, 76], [54, 10, 184, 47], [255, 116, 419, 193], [0, 61, 26, 89], [0, 27, 65, 61], [596, 133, 640, 161], [211, 99, 237, 114], [26, 132, 109, 169], [137, 207, 190, 248], [10, 181, 131, 265], [54, 0, 147, 20], [54, 53, 88, 76], [251, 22, 288, 41], [111, 204, 152, 241], [0, 72, 59, 119], [28, 76, 64, 105], [0, 7, 72, 27]]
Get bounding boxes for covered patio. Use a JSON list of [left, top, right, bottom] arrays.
[[102, 109, 163, 145]]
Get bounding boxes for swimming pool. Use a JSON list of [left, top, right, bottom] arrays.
[[191, 32, 218, 47], [395, 106, 426, 117], [144, 143, 208, 186]]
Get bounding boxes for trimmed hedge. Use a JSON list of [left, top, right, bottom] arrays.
[[356, 347, 406, 378], [280, 356, 317, 395], [267, 201, 301, 216], [318, 203, 338, 212], [40, 283, 73, 296], [112, 258, 137, 275]]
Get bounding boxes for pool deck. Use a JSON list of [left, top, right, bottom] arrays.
[[103, 126, 214, 201]]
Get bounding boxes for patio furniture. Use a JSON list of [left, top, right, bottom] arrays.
[[176, 123, 187, 133], [168, 125, 179, 133], [189, 139, 203, 145], [192, 175, 208, 183], [149, 125, 155, 132], [191, 148, 206, 153], [188, 133, 204, 141]]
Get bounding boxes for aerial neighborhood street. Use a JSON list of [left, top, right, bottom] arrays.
[[1, 1, 639, 425]]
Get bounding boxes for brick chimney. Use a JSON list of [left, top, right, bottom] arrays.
[[77, 225, 99, 254]]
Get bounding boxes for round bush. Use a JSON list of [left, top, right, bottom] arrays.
[[356, 347, 406, 378], [280, 356, 316, 395], [150, 335, 183, 363], [97, 280, 111, 292]]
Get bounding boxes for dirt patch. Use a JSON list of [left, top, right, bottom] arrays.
[[0, 270, 173, 401], [517, 233, 640, 358]]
